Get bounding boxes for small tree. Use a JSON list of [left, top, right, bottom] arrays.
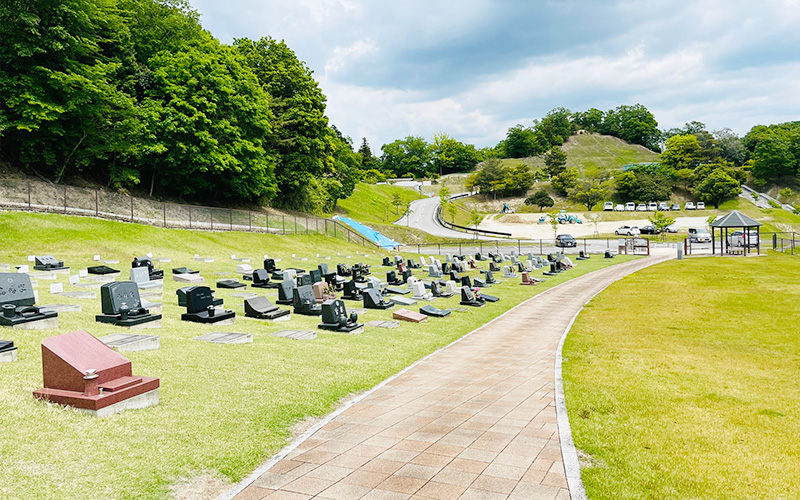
[[469, 208, 482, 239], [649, 211, 675, 240], [570, 180, 609, 211], [544, 147, 568, 178], [401, 201, 412, 226], [694, 169, 742, 208], [446, 202, 458, 223], [547, 210, 560, 239], [391, 193, 403, 214], [525, 189, 555, 212], [779, 187, 792, 200], [551, 169, 578, 196]]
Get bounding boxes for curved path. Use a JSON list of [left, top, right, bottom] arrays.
[[221, 253, 672, 500], [396, 195, 496, 241]]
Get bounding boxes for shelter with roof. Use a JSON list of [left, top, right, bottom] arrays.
[[710, 210, 762, 256]]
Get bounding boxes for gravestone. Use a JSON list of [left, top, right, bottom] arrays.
[[407, 258, 420, 269], [351, 267, 365, 283], [364, 288, 393, 310], [428, 265, 442, 278], [130, 267, 161, 290], [244, 296, 290, 320], [385, 285, 410, 295], [521, 272, 536, 286], [251, 269, 274, 289], [173, 273, 204, 284], [0, 339, 17, 362], [181, 286, 235, 324], [382, 257, 392, 267], [132, 257, 163, 280], [411, 282, 432, 300], [386, 271, 402, 285], [318, 299, 363, 333], [445, 280, 459, 296], [336, 263, 350, 277], [401, 270, 412, 283], [489, 262, 501, 272], [473, 277, 487, 287], [172, 267, 198, 275], [394, 256, 404, 266], [176, 286, 222, 307], [283, 269, 298, 284], [503, 266, 517, 278], [430, 281, 452, 298], [420, 305, 451, 318], [96, 281, 161, 328], [99, 333, 160, 352], [397, 262, 408, 275], [0, 273, 58, 329], [605, 249, 615, 259], [341, 280, 363, 301], [481, 292, 500, 302], [217, 279, 246, 289], [445, 254, 452, 263], [88, 265, 119, 275], [393, 308, 428, 323], [419, 256, 428, 267], [543, 263, 559, 276], [483, 271, 497, 284], [390, 295, 417, 306], [460, 276, 472, 288], [293, 285, 322, 316], [309, 269, 322, 284], [273, 330, 317, 340], [577, 250, 590, 261], [312, 282, 336, 303], [442, 262, 451, 274], [460, 286, 485, 307], [365, 320, 400, 329], [237, 264, 254, 276], [276, 279, 295, 305], [366, 276, 382, 289], [34, 255, 68, 272], [194, 332, 252, 344], [33, 330, 159, 417], [296, 273, 313, 287]]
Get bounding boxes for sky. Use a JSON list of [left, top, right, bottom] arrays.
[[189, 0, 800, 150]]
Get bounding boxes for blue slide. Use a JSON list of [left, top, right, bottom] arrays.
[[333, 216, 399, 249]]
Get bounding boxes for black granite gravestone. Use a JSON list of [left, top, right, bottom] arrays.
[[407, 258, 421, 269], [484, 271, 497, 284], [88, 265, 119, 275], [543, 263, 559, 276], [353, 263, 370, 275], [309, 269, 322, 284], [217, 279, 246, 289], [364, 287, 393, 310], [318, 299, 362, 333], [394, 256, 404, 266], [461, 276, 472, 288], [264, 258, 280, 273], [447, 270, 459, 282], [337, 263, 350, 277], [244, 296, 289, 320], [132, 257, 163, 280], [251, 269, 275, 289], [473, 277, 487, 287], [293, 285, 322, 316], [297, 273, 313, 287], [34, 255, 68, 271], [0, 273, 58, 327], [181, 286, 235, 323], [442, 263, 451, 274], [401, 270, 412, 283], [96, 281, 161, 327], [351, 267, 365, 283], [276, 279, 295, 305], [176, 286, 222, 307], [475, 253, 487, 261], [605, 250, 614, 258], [489, 262, 500, 272], [516, 262, 525, 272], [420, 305, 451, 317], [430, 281, 452, 298], [386, 271, 402, 286], [460, 286, 485, 307], [172, 267, 198, 275], [382, 257, 392, 267], [481, 293, 500, 302], [342, 280, 363, 301]]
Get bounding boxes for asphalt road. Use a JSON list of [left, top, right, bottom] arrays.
[[394, 195, 490, 240]]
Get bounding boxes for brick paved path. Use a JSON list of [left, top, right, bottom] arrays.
[[225, 256, 670, 500]]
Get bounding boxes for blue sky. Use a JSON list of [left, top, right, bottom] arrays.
[[190, 0, 800, 150]]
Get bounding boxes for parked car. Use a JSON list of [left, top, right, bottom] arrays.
[[696, 202, 706, 210], [658, 202, 670, 211], [647, 202, 658, 211], [639, 225, 662, 234], [603, 201, 614, 211], [665, 224, 679, 233], [727, 230, 760, 247], [688, 227, 711, 243], [615, 225, 640, 236], [685, 201, 696, 210], [671, 203, 681, 211], [625, 202, 636, 211], [555, 234, 578, 247], [614, 204, 625, 212], [636, 203, 647, 211]]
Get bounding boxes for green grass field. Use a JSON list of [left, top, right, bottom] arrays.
[[0, 210, 634, 499], [564, 252, 800, 499]]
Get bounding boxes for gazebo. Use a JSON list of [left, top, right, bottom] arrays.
[[710, 210, 762, 256]]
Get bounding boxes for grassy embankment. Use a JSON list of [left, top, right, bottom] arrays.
[[0, 210, 635, 500], [564, 252, 800, 499]]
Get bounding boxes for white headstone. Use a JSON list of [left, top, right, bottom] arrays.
[[93, 255, 101, 261], [236, 264, 253, 274], [283, 269, 297, 283], [146, 252, 153, 258], [50, 283, 63, 294], [18, 265, 30, 273], [79, 269, 88, 277], [130, 267, 150, 283], [446, 254, 452, 262], [367, 276, 382, 289], [445, 280, 458, 295], [69, 274, 80, 285], [231, 254, 236, 260], [419, 256, 428, 266], [406, 276, 418, 288], [194, 254, 200, 259], [411, 281, 429, 299], [27, 255, 35, 262]]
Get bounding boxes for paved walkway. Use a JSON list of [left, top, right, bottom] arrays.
[[224, 255, 671, 500]]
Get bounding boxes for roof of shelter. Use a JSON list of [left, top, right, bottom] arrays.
[[710, 210, 762, 228]]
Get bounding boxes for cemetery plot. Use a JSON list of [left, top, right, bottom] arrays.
[[193, 332, 253, 344], [180, 286, 235, 325], [392, 308, 428, 323], [273, 330, 317, 340], [419, 305, 451, 318], [216, 279, 246, 289], [318, 299, 363, 333], [96, 281, 162, 328], [87, 265, 120, 275], [365, 320, 400, 329], [99, 333, 160, 352], [244, 296, 290, 320], [0, 273, 59, 329], [0, 339, 18, 362], [292, 285, 322, 316], [34, 255, 69, 272]]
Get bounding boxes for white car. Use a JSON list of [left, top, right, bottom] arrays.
[[625, 202, 636, 211], [603, 201, 614, 211], [658, 202, 670, 211], [685, 202, 696, 210], [697, 202, 706, 210], [665, 224, 679, 233], [647, 202, 658, 211], [636, 203, 647, 211], [615, 225, 640, 236], [614, 204, 625, 211]]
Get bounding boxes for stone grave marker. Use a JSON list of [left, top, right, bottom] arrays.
[[216, 279, 246, 289], [132, 257, 163, 280], [0, 273, 58, 329], [87, 265, 119, 276], [341, 280, 363, 301], [244, 296, 290, 320], [419, 305, 451, 317], [364, 288, 393, 310], [390, 295, 417, 306], [365, 320, 400, 329], [393, 308, 428, 323], [292, 285, 322, 315], [173, 273, 204, 284], [181, 286, 235, 325], [318, 299, 363, 333], [276, 279, 295, 305], [273, 330, 317, 340], [96, 281, 162, 328], [430, 281, 452, 298], [33, 330, 159, 417], [0, 339, 17, 362], [194, 332, 252, 344], [460, 286, 485, 307], [172, 267, 198, 275], [34, 255, 69, 272], [99, 333, 160, 352], [445, 280, 459, 296]]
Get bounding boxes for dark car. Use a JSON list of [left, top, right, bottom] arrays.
[[554, 234, 577, 247], [639, 225, 662, 234]]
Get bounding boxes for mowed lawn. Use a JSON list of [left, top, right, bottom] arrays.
[[0, 211, 634, 500], [564, 252, 800, 499]]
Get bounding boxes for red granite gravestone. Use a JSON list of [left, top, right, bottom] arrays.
[[393, 308, 428, 323], [33, 330, 159, 416]]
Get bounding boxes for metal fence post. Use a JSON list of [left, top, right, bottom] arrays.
[[64, 186, 67, 214], [163, 203, 166, 227], [230, 210, 233, 231], [130, 196, 134, 222], [249, 211, 252, 232], [96, 191, 99, 217], [282, 216, 285, 234], [189, 207, 192, 229], [211, 211, 213, 230], [27, 182, 31, 209]]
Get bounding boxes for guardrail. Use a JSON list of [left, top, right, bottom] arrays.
[[399, 236, 633, 257], [435, 205, 513, 238]]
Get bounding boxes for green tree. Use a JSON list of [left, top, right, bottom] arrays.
[[236, 37, 333, 209], [469, 208, 482, 238], [543, 147, 568, 177], [601, 104, 660, 150], [501, 164, 534, 196], [446, 202, 458, 223], [357, 137, 381, 170], [504, 125, 546, 158], [547, 210, 560, 239], [534, 107, 573, 147], [467, 157, 505, 197], [570, 180, 609, 211], [713, 128, 748, 165], [694, 169, 742, 208], [752, 135, 795, 181], [380, 136, 432, 178], [779, 188, 793, 200], [615, 171, 637, 200], [140, 44, 276, 201], [674, 168, 694, 190], [660, 134, 701, 172], [431, 133, 480, 175], [572, 108, 604, 132], [551, 168, 578, 196], [648, 211, 675, 239], [525, 189, 554, 212], [390, 193, 403, 215]]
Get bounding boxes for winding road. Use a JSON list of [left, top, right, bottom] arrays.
[[395, 195, 489, 240]]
